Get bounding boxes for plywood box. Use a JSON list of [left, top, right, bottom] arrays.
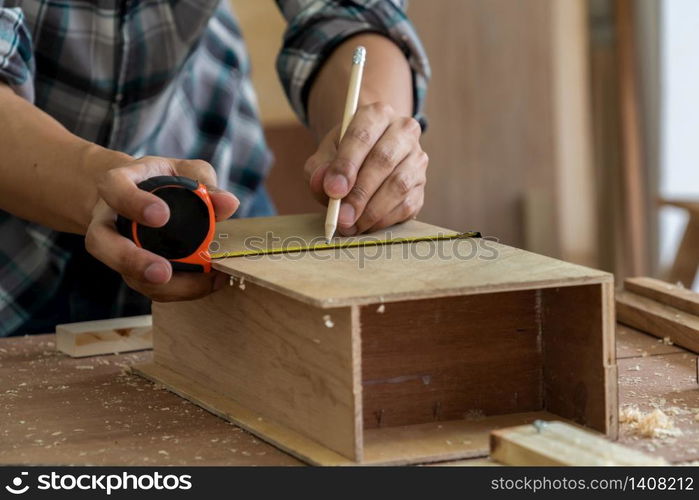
[[135, 214, 617, 465]]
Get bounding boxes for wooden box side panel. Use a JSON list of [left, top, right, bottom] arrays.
[[541, 282, 618, 437], [152, 282, 361, 460], [360, 290, 544, 429]]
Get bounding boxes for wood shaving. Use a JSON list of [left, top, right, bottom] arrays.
[[376, 304, 385, 314], [323, 315, 334, 328], [619, 405, 682, 439]]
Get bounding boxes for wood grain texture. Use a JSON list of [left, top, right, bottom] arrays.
[[0, 335, 300, 466], [616, 324, 683, 359], [409, 0, 596, 268], [56, 315, 152, 358], [137, 360, 563, 465], [360, 291, 542, 428], [211, 213, 461, 258], [617, 351, 699, 464], [152, 281, 361, 460], [542, 283, 618, 437], [625, 277, 699, 316], [213, 216, 612, 308], [616, 290, 699, 354], [408, 0, 554, 248], [134, 362, 350, 465], [490, 421, 665, 465], [3, 330, 697, 466], [361, 411, 558, 466]]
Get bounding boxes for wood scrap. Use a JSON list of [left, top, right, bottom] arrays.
[[490, 420, 666, 466], [616, 290, 699, 353], [625, 277, 699, 316], [56, 315, 152, 358]]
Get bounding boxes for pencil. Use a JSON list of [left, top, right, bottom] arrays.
[[324, 46, 366, 242]]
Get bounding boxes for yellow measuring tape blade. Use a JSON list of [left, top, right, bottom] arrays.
[[210, 231, 481, 259]]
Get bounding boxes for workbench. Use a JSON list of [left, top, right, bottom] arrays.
[[1, 326, 697, 465]]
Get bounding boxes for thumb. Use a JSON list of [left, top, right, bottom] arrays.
[[206, 186, 239, 221]]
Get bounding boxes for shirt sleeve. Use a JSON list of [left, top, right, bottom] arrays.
[[0, 7, 35, 102], [275, 0, 430, 127]]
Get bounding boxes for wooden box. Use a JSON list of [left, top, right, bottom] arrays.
[[135, 215, 617, 465]]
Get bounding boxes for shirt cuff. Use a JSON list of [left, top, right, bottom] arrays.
[[276, 0, 430, 128], [0, 7, 35, 102]]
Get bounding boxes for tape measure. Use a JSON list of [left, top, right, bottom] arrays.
[[116, 175, 215, 273]]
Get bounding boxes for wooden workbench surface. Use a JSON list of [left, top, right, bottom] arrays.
[[1, 327, 697, 465], [0, 335, 299, 466]]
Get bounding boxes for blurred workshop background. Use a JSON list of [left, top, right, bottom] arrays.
[[230, 0, 699, 289]]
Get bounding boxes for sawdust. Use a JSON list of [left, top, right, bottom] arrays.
[[620, 405, 682, 439]]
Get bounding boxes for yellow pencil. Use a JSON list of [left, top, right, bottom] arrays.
[[324, 46, 366, 242]]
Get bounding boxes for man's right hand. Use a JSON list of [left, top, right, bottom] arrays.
[[85, 156, 239, 302]]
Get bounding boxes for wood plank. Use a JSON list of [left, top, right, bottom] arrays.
[[362, 411, 558, 466], [625, 277, 699, 316], [360, 291, 542, 428], [616, 290, 699, 354], [0, 334, 299, 466], [491, 421, 666, 465], [56, 315, 152, 358], [213, 216, 612, 309], [211, 213, 462, 258], [542, 283, 618, 437], [151, 281, 360, 460]]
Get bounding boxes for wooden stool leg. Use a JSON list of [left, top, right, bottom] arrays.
[[668, 215, 699, 288]]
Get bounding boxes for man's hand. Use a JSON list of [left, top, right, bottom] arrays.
[[85, 156, 239, 302], [305, 102, 428, 236]]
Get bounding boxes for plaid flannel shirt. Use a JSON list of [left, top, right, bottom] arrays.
[[0, 0, 430, 336]]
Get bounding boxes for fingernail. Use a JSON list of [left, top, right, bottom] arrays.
[[338, 203, 356, 226], [143, 202, 169, 226], [326, 174, 349, 197], [144, 262, 170, 284], [213, 273, 227, 291], [341, 225, 358, 236]]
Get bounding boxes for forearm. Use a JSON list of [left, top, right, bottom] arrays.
[[307, 33, 414, 141], [0, 83, 131, 234]]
